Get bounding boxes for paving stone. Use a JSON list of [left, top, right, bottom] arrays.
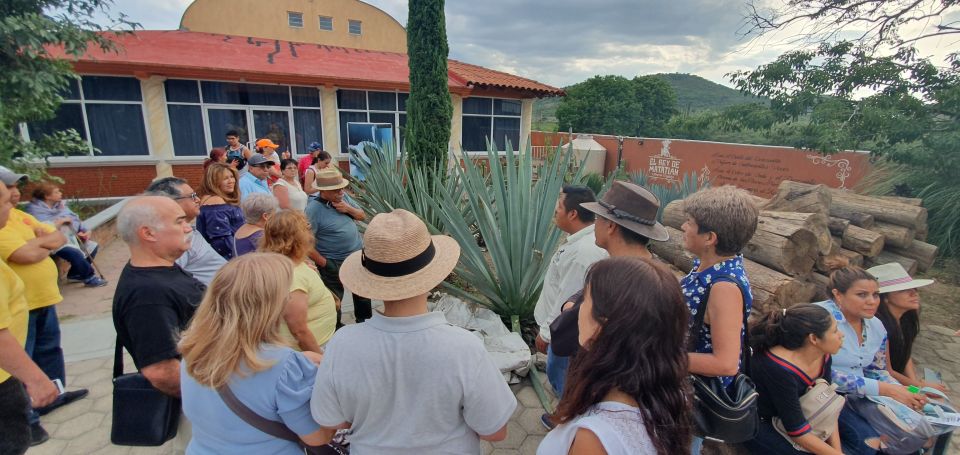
[[928, 325, 958, 337], [61, 417, 111, 453], [87, 378, 113, 401], [90, 444, 131, 455], [72, 366, 111, 389], [516, 386, 541, 409], [25, 438, 68, 455], [491, 450, 520, 455], [517, 407, 548, 436], [92, 394, 113, 413], [42, 396, 95, 425], [66, 357, 108, 377], [480, 440, 494, 455], [491, 421, 526, 449], [519, 434, 544, 455], [52, 411, 105, 439]]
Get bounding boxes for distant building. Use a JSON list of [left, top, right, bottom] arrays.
[[29, 0, 562, 197]]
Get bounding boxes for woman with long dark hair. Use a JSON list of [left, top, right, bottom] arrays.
[[538, 257, 692, 455], [745, 304, 844, 454]]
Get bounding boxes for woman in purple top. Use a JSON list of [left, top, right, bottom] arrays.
[[234, 194, 277, 256], [197, 163, 244, 260]]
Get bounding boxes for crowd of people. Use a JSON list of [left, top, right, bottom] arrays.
[[0, 139, 954, 454]]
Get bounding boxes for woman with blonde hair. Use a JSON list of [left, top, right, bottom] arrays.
[[260, 210, 338, 352], [196, 163, 244, 260], [179, 253, 331, 453]]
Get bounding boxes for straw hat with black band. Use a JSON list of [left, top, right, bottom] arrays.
[[339, 209, 460, 301], [313, 167, 350, 191], [867, 263, 934, 294], [579, 180, 669, 242]]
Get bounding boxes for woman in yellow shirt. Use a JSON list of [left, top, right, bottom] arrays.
[[259, 209, 338, 351]]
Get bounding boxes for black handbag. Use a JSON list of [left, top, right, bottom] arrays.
[[110, 337, 180, 446], [688, 284, 759, 444], [217, 384, 348, 455]]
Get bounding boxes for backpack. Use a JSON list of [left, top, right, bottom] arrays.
[[773, 378, 845, 451], [226, 148, 246, 170]]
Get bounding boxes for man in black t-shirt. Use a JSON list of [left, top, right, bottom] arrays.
[[112, 196, 205, 398]]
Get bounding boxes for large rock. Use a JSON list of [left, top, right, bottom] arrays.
[[430, 295, 532, 379]]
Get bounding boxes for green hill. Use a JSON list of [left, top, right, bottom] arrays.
[[655, 73, 768, 113], [531, 73, 768, 129]]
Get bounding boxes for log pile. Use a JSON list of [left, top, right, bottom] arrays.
[[650, 180, 938, 315]]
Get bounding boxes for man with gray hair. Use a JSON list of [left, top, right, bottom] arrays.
[[113, 196, 205, 399], [145, 177, 225, 285]]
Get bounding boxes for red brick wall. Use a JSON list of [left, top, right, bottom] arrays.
[[171, 164, 206, 190], [50, 165, 158, 198]]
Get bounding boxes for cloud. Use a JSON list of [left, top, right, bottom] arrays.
[[91, 0, 803, 88]]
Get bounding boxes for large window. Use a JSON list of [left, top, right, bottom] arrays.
[[461, 97, 522, 153], [164, 80, 323, 157], [26, 76, 149, 157], [336, 90, 407, 155]]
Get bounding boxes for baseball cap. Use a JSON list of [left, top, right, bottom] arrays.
[[0, 165, 28, 186], [256, 138, 279, 149], [247, 154, 275, 167]]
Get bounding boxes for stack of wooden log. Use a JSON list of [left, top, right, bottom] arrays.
[[650, 180, 938, 316]]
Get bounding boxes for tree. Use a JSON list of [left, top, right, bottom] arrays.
[[0, 0, 136, 176], [405, 0, 452, 170], [557, 75, 677, 137]]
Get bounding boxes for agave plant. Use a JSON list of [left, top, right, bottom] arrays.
[[426, 141, 576, 322], [627, 170, 707, 220]]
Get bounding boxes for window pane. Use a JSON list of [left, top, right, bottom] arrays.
[[494, 99, 522, 116], [337, 90, 366, 110], [398, 93, 408, 111], [398, 113, 406, 153], [368, 91, 396, 111], [348, 20, 362, 35], [339, 111, 367, 154], [60, 79, 81, 100], [85, 104, 149, 156], [369, 112, 395, 149], [294, 109, 323, 157], [291, 86, 321, 107], [462, 97, 492, 115], [28, 103, 87, 155], [462, 116, 490, 152], [253, 110, 291, 155], [165, 79, 200, 103], [168, 105, 206, 156], [81, 76, 142, 102], [319, 16, 333, 30], [208, 109, 249, 149], [288, 12, 303, 27], [201, 82, 290, 106], [493, 117, 521, 152]]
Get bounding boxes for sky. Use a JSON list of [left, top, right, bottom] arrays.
[[96, 0, 956, 89]]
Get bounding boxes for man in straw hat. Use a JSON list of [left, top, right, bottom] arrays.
[[533, 186, 607, 397], [305, 167, 371, 324], [542, 180, 671, 428], [310, 209, 516, 452]]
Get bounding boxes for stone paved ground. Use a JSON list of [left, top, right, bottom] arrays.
[[27, 239, 960, 454]]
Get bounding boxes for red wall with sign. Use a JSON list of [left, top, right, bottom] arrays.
[[532, 132, 872, 197]]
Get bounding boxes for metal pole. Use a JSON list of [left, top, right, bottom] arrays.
[[65, 225, 105, 279]]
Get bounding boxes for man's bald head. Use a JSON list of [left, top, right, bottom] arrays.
[[118, 196, 192, 263]]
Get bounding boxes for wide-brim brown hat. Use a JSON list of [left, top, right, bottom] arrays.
[[580, 180, 669, 242], [867, 262, 934, 294], [314, 167, 349, 191], [340, 209, 461, 300]]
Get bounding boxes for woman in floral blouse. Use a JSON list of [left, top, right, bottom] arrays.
[[678, 185, 759, 454]]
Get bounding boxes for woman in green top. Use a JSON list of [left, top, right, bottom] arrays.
[[260, 210, 338, 351]]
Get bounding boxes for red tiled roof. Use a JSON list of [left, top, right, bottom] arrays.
[[48, 30, 564, 97]]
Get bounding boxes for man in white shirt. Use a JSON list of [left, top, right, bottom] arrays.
[[145, 177, 226, 285], [533, 186, 607, 396]]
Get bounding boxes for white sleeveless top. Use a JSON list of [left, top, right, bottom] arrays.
[[273, 178, 308, 211], [537, 402, 656, 455]]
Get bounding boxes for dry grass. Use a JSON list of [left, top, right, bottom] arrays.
[[918, 257, 960, 330]]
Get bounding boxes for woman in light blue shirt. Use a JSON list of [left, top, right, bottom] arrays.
[[815, 261, 927, 455], [178, 253, 330, 454]]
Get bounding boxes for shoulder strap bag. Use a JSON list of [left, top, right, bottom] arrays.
[[773, 377, 846, 451], [217, 385, 348, 455], [687, 279, 760, 444], [110, 337, 180, 446]]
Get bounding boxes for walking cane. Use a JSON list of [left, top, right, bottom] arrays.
[[65, 224, 106, 280]]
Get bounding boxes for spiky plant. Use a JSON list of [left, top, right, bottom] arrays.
[[628, 170, 706, 220]]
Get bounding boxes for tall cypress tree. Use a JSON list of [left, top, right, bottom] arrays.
[[406, 0, 452, 170]]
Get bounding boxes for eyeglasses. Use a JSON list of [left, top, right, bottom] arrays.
[[174, 192, 199, 201]]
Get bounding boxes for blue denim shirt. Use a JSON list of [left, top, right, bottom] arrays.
[[238, 172, 271, 200], [814, 299, 898, 397]]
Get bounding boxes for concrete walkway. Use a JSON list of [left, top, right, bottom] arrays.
[[27, 239, 960, 454]]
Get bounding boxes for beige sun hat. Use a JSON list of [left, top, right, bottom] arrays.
[[867, 262, 934, 294], [339, 209, 461, 300], [313, 167, 350, 191]]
